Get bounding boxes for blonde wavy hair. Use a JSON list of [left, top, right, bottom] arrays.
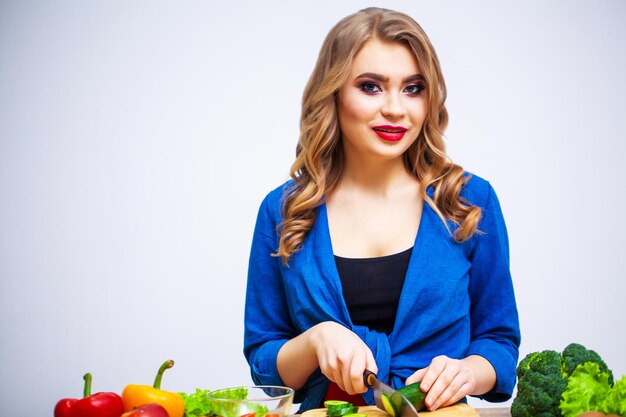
[[276, 7, 481, 264]]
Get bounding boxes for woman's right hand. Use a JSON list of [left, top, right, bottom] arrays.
[[308, 321, 378, 395]]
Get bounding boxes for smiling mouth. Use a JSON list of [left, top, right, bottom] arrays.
[[373, 127, 407, 133], [372, 125, 408, 141]]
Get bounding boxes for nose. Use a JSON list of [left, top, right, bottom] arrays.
[[381, 92, 405, 119]]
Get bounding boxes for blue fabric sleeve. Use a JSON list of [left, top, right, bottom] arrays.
[[243, 191, 293, 387], [465, 183, 521, 401]]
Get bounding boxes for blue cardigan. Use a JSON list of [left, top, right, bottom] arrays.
[[243, 174, 520, 411]]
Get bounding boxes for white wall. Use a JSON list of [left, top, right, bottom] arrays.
[[1, 1, 625, 415]]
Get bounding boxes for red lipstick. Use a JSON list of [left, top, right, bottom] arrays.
[[372, 125, 407, 141]]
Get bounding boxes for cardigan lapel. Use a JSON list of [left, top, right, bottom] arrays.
[[390, 201, 437, 338], [312, 203, 353, 324], [388, 196, 472, 378], [313, 202, 392, 395]]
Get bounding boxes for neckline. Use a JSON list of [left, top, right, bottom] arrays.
[[316, 200, 430, 331], [318, 199, 426, 260], [313, 192, 446, 340], [334, 245, 414, 262]]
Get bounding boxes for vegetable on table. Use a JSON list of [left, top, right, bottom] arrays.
[[560, 362, 612, 417], [380, 394, 396, 417], [323, 400, 351, 408], [206, 386, 269, 417], [121, 403, 170, 417], [326, 403, 358, 417], [380, 382, 426, 417], [561, 343, 614, 385], [179, 388, 213, 417], [181, 386, 280, 417], [511, 342, 626, 417], [599, 377, 626, 416], [54, 372, 124, 417], [324, 400, 358, 417], [578, 413, 622, 417], [560, 361, 626, 417], [398, 382, 426, 412], [122, 359, 185, 417], [323, 382, 426, 417], [510, 349, 568, 417]]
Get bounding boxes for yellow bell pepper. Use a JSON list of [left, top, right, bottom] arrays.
[[122, 359, 185, 417]]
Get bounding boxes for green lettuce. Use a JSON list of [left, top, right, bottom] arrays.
[[559, 362, 611, 417], [179, 388, 214, 417], [600, 376, 626, 416], [180, 387, 269, 417]]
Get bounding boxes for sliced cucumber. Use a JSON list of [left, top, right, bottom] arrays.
[[326, 404, 358, 417], [380, 393, 398, 417], [324, 400, 350, 409]]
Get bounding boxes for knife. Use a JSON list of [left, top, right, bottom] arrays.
[[363, 370, 419, 417]]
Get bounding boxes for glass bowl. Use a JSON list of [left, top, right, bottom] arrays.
[[207, 385, 295, 417]]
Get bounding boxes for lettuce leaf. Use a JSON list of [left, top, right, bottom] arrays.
[[189, 387, 269, 417], [559, 362, 612, 417], [209, 387, 249, 400], [179, 388, 213, 417], [600, 375, 626, 416], [180, 387, 258, 417], [179, 387, 271, 417]]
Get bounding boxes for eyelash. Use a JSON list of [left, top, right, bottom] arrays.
[[359, 81, 425, 95]]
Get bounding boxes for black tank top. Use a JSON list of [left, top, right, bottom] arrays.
[[334, 247, 413, 334]]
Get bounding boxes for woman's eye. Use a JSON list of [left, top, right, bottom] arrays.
[[359, 82, 382, 94], [404, 83, 425, 95]]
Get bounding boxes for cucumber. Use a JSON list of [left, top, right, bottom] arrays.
[[380, 393, 398, 417], [324, 400, 351, 409], [397, 382, 427, 412], [326, 404, 358, 417], [390, 391, 405, 413]]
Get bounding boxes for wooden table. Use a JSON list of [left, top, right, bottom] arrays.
[[476, 408, 511, 417], [298, 406, 511, 417]]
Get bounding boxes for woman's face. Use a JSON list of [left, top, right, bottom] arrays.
[[337, 38, 428, 164]]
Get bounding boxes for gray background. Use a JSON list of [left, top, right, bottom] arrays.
[[1, 1, 625, 415]]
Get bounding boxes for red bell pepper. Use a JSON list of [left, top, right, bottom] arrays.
[[121, 403, 169, 417], [54, 373, 124, 417]]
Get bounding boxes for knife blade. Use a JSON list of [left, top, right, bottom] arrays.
[[363, 370, 419, 417]]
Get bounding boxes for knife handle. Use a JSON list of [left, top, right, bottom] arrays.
[[363, 369, 376, 387]]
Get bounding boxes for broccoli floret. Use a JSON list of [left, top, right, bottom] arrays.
[[512, 372, 569, 417], [513, 343, 619, 417], [511, 350, 568, 417], [561, 343, 614, 385]]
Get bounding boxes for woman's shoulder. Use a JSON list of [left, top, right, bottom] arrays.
[[258, 179, 295, 217], [264, 179, 294, 204], [460, 171, 496, 208]]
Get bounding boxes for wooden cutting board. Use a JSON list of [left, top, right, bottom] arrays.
[[302, 404, 479, 417]]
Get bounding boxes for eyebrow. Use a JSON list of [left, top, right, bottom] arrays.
[[355, 72, 426, 83]]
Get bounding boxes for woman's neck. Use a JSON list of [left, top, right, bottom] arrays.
[[338, 153, 418, 197]]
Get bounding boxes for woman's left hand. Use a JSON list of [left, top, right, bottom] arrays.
[[405, 355, 482, 411]]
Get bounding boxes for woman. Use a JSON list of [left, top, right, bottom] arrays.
[[244, 7, 520, 412]]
